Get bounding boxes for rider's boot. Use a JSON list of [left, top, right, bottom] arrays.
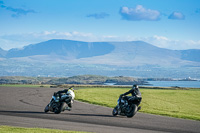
[[137, 106, 141, 111], [65, 107, 71, 111]]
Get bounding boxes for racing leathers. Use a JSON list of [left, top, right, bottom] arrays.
[[120, 85, 142, 107], [54, 89, 72, 110]]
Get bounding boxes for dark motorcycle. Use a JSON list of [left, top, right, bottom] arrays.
[[44, 88, 75, 114], [112, 96, 141, 118]]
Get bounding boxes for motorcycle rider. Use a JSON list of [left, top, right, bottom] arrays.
[[120, 84, 142, 110], [54, 87, 74, 111]]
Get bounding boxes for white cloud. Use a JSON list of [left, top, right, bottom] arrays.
[[143, 35, 200, 50], [0, 38, 30, 50], [185, 40, 200, 49], [0, 31, 96, 50], [168, 12, 185, 20], [153, 35, 169, 41], [119, 5, 161, 21]]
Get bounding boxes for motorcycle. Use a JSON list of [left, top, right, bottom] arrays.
[[112, 96, 141, 118], [44, 87, 75, 114]]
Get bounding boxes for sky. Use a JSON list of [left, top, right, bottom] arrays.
[[0, 0, 200, 50]]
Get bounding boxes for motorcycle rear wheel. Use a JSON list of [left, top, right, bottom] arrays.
[[54, 103, 63, 114], [54, 106, 62, 114], [126, 104, 137, 118]]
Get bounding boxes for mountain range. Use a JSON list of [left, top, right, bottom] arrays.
[[1, 39, 200, 66], [0, 39, 200, 78]]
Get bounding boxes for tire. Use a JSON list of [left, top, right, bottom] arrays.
[[54, 103, 63, 114], [54, 107, 61, 114], [126, 104, 137, 118], [112, 106, 118, 116], [44, 104, 49, 113]]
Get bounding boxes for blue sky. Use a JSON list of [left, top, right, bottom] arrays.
[[0, 0, 200, 50]]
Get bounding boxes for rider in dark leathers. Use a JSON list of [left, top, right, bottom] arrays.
[[120, 85, 142, 110], [55, 89, 69, 96], [54, 88, 72, 110]]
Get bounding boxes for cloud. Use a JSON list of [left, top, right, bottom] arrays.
[[0, 1, 36, 17], [1, 31, 95, 42], [87, 12, 109, 19], [0, 31, 96, 50], [153, 35, 169, 41], [119, 5, 161, 21], [143, 35, 200, 50], [168, 12, 185, 20]]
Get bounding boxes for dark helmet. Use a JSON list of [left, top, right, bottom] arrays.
[[132, 84, 138, 89]]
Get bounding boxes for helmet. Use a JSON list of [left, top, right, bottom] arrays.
[[69, 86, 74, 92], [132, 84, 138, 89]]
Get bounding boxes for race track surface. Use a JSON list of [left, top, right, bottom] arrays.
[[0, 86, 200, 133]]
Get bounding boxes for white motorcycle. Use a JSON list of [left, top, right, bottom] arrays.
[[44, 87, 75, 114]]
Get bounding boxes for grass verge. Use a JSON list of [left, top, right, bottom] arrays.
[[0, 126, 90, 133], [75, 87, 200, 121]]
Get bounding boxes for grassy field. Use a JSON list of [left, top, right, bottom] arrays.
[[0, 126, 90, 133], [75, 87, 200, 121]]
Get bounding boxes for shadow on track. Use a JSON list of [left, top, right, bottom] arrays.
[[0, 110, 114, 118], [67, 113, 114, 118], [0, 110, 45, 114]]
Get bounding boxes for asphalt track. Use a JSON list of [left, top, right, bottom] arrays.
[[0, 86, 200, 133]]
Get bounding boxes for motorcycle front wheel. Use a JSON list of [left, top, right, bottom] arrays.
[[112, 106, 118, 116], [44, 104, 49, 113]]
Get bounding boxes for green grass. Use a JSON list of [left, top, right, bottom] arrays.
[[0, 126, 90, 133], [75, 87, 200, 121]]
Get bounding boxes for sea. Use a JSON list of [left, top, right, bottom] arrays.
[[143, 81, 200, 88]]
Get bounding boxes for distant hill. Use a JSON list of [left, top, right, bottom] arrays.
[[180, 49, 200, 62], [1, 39, 200, 67], [0, 75, 147, 85], [0, 39, 200, 78], [5, 39, 115, 59]]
